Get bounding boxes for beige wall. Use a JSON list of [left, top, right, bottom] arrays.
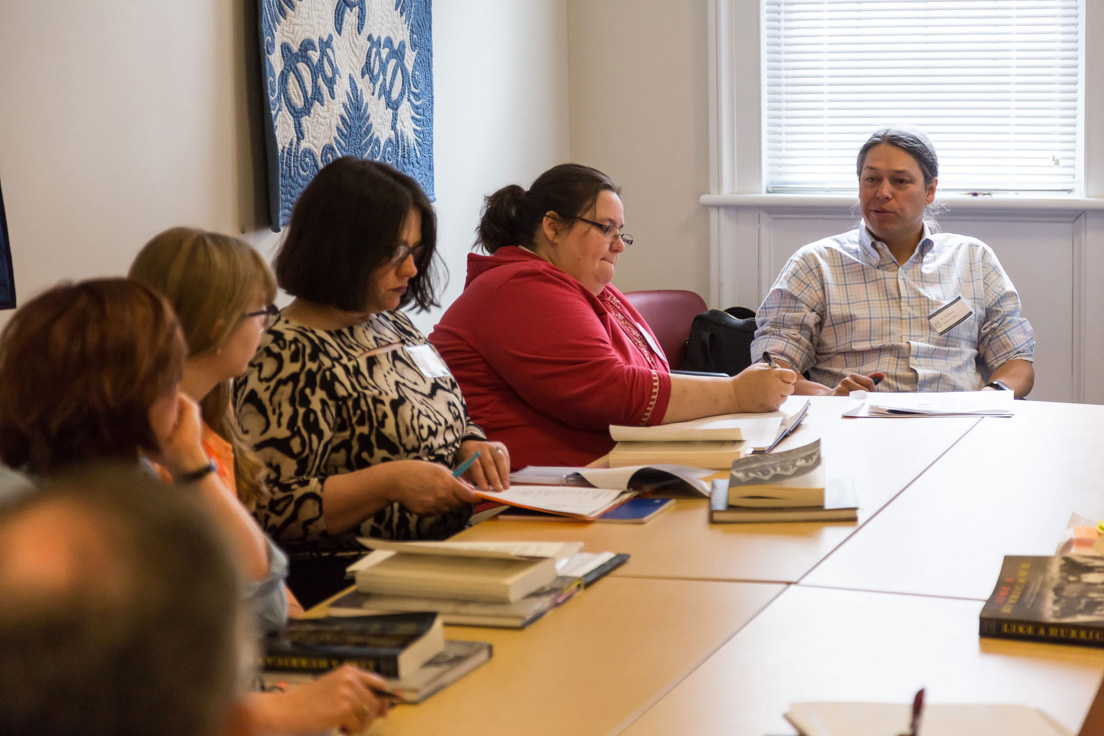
[[566, 0, 711, 299], [0, 0, 569, 332]]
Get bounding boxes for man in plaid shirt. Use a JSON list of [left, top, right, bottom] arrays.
[[752, 127, 1034, 398]]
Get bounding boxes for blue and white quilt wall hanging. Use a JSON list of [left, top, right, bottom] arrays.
[[0, 175, 15, 310], [260, 0, 434, 230]]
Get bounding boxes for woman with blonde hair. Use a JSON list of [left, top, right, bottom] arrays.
[[130, 229, 392, 735], [130, 227, 275, 513]]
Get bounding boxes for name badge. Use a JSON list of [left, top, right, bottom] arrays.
[[928, 296, 973, 335], [637, 322, 664, 358], [407, 344, 451, 378]]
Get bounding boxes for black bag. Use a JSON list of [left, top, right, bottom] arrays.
[[681, 307, 757, 376]]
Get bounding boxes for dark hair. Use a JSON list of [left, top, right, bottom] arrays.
[[856, 127, 939, 187], [0, 279, 186, 474], [476, 163, 621, 253], [0, 465, 246, 736], [275, 157, 440, 312]]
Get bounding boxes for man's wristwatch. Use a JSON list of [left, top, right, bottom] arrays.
[[985, 379, 1012, 392]]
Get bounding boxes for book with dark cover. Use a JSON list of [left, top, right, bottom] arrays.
[[262, 612, 445, 677], [980, 555, 1104, 648], [263, 639, 492, 704]]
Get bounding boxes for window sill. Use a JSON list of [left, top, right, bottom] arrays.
[[700, 193, 1104, 213]]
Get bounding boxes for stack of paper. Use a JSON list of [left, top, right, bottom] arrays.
[[843, 390, 1015, 418]]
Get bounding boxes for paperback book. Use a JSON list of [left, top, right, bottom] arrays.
[[980, 555, 1104, 648]]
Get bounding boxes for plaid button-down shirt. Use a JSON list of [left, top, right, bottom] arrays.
[[752, 223, 1035, 393]]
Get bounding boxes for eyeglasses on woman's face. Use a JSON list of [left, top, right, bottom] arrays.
[[242, 304, 279, 330], [388, 243, 427, 267], [569, 216, 634, 246]]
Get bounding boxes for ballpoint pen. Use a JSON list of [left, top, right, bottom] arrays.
[[762, 351, 780, 369], [452, 451, 480, 477]]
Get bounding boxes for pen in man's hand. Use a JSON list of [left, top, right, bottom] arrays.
[[452, 451, 480, 478], [762, 351, 781, 369]]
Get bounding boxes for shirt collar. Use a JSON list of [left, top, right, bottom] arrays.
[[859, 221, 935, 267]]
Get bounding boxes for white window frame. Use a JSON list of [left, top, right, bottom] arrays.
[[705, 0, 1104, 204]]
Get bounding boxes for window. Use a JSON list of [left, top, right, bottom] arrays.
[[763, 0, 1083, 195]]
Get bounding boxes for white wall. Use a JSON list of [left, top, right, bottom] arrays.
[[0, 0, 569, 333], [418, 0, 569, 332], [566, 0, 711, 298]]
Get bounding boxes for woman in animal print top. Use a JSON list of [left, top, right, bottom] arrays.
[[235, 158, 510, 553]]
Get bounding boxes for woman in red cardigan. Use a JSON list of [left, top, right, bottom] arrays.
[[430, 164, 796, 469]]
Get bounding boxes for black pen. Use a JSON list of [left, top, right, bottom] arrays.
[[762, 351, 781, 369]]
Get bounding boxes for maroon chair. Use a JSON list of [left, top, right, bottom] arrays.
[[622, 289, 708, 370]]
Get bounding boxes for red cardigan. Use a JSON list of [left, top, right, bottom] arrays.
[[429, 247, 672, 469]]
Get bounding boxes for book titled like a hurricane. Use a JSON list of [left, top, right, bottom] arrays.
[[980, 555, 1104, 648]]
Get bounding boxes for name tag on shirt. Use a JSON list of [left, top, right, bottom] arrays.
[[637, 322, 664, 357], [929, 296, 973, 335], [407, 344, 452, 378]]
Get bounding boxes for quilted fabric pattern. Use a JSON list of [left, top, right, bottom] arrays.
[[0, 177, 14, 310], [260, 0, 434, 229]]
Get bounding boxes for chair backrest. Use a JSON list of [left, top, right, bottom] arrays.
[[622, 289, 708, 370]]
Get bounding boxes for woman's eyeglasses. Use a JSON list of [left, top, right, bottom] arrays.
[[389, 244, 427, 267], [570, 216, 634, 246], [243, 304, 279, 330]]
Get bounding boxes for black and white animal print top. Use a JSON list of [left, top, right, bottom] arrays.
[[235, 310, 483, 554]]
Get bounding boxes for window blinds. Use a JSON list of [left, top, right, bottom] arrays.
[[763, 0, 1082, 194]]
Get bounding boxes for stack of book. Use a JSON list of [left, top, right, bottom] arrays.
[[606, 399, 810, 468], [329, 540, 630, 629], [709, 438, 859, 523], [262, 612, 493, 703]]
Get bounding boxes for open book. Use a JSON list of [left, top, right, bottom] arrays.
[[472, 485, 636, 521], [510, 464, 713, 496]]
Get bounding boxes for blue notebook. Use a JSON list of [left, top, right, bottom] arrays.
[[498, 497, 674, 524]]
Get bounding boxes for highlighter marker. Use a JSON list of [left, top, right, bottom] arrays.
[[452, 451, 480, 478]]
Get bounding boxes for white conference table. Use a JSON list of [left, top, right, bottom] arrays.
[[453, 397, 978, 584], [347, 396, 1104, 735], [621, 585, 1104, 735], [368, 578, 784, 736], [804, 399, 1104, 600]]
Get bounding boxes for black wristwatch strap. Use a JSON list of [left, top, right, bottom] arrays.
[[175, 460, 217, 484], [985, 379, 1012, 392]]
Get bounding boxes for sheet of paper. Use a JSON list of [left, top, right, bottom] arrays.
[[843, 390, 1015, 418]]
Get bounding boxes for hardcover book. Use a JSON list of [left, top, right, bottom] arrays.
[[264, 639, 493, 704], [980, 555, 1104, 648], [262, 612, 445, 678]]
